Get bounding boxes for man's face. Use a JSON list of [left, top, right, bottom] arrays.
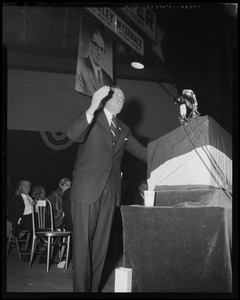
[[139, 183, 148, 195], [90, 33, 105, 67], [105, 88, 125, 115], [19, 181, 31, 195]]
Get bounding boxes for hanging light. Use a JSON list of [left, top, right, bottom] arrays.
[[131, 61, 145, 69], [116, 42, 145, 69]]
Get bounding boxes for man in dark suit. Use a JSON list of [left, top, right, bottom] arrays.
[[75, 29, 113, 97], [67, 85, 147, 292], [7, 180, 34, 238], [134, 180, 148, 205]]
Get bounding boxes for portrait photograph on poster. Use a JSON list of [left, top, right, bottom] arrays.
[[75, 15, 114, 97]]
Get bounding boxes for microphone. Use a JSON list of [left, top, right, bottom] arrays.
[[173, 89, 199, 124], [173, 96, 187, 105]]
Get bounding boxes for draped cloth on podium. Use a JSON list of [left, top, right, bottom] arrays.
[[147, 115, 232, 206], [121, 205, 232, 292]]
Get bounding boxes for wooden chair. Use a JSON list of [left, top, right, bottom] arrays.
[[28, 198, 72, 272], [7, 222, 31, 262]]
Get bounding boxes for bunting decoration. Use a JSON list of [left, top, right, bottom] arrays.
[[39, 131, 73, 151]]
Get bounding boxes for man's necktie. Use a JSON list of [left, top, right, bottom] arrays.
[[98, 70, 103, 87], [110, 116, 117, 146], [26, 195, 32, 205]]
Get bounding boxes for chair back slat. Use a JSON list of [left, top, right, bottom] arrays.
[[32, 198, 54, 232], [37, 200, 46, 207], [38, 204, 46, 229]]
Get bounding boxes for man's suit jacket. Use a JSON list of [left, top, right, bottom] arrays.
[[7, 195, 25, 237], [67, 110, 147, 207], [75, 56, 113, 96]]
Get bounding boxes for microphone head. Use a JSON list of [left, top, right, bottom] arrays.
[[182, 89, 196, 105], [173, 96, 186, 105]]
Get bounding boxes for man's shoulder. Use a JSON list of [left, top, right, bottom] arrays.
[[10, 194, 23, 201], [8, 195, 24, 211]]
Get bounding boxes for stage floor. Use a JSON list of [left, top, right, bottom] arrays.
[[5, 238, 123, 294]]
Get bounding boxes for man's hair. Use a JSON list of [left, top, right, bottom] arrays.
[[90, 29, 105, 41], [19, 179, 31, 186], [102, 85, 123, 106], [31, 185, 46, 198], [110, 85, 122, 92]]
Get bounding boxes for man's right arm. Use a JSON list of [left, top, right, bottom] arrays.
[[66, 112, 91, 143], [67, 86, 110, 142], [7, 196, 22, 224]]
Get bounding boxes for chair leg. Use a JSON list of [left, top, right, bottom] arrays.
[[29, 236, 37, 268], [59, 238, 64, 261], [65, 236, 71, 270], [50, 243, 55, 260], [15, 237, 22, 262], [24, 232, 31, 251], [7, 231, 31, 261], [47, 236, 51, 272], [59, 237, 66, 262], [7, 232, 12, 254]]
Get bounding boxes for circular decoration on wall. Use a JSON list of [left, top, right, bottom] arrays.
[[39, 131, 73, 151]]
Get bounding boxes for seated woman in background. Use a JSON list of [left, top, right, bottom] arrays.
[[31, 185, 51, 227], [31, 185, 46, 201], [48, 178, 71, 229]]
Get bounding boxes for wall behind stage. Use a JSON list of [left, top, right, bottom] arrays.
[[6, 69, 179, 193], [7, 69, 179, 136]]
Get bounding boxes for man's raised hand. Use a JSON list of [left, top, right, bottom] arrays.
[[87, 86, 110, 115]]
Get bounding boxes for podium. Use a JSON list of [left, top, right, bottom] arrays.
[[121, 116, 232, 292]]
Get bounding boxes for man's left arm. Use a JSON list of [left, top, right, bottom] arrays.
[[125, 131, 147, 163]]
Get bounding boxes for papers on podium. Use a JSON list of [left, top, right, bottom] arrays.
[[114, 267, 132, 292]]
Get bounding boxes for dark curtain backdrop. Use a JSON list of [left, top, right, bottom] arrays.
[[160, 5, 237, 136], [6, 130, 78, 195], [6, 130, 147, 201]]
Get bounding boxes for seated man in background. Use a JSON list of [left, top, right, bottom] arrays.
[[134, 180, 148, 205], [7, 179, 35, 239]]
